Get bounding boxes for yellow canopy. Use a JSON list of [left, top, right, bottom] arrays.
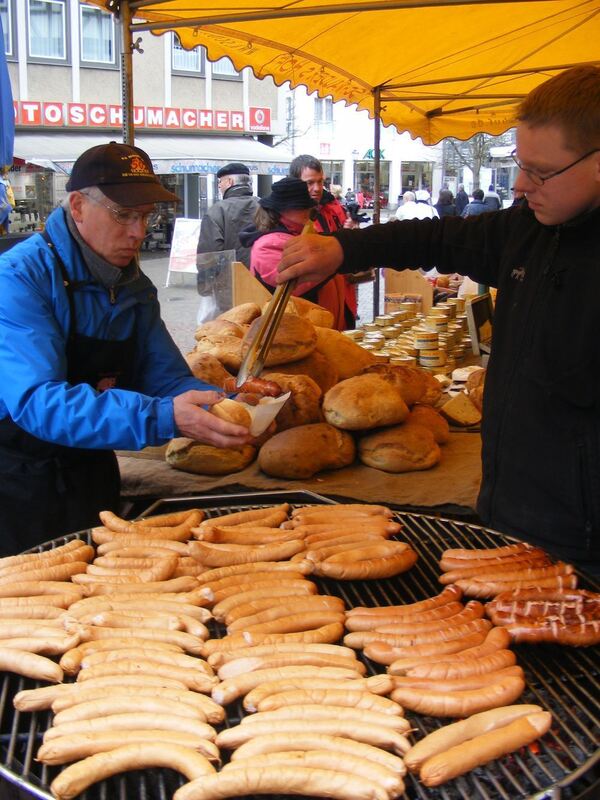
[[92, 0, 600, 144]]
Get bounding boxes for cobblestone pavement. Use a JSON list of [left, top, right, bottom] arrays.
[[140, 211, 390, 355]]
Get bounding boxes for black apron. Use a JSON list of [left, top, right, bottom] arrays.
[[0, 231, 137, 556]]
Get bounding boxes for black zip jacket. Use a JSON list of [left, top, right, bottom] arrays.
[[334, 203, 600, 567]]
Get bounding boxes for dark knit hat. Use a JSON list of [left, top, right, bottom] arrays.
[[259, 177, 317, 211], [217, 162, 250, 178], [66, 141, 179, 206]]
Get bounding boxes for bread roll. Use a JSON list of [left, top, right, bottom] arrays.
[[262, 349, 338, 394], [260, 373, 323, 431], [469, 384, 484, 411], [258, 423, 355, 479], [315, 327, 376, 380], [323, 374, 409, 431], [359, 424, 441, 473], [362, 364, 426, 406], [218, 303, 262, 326], [242, 313, 317, 366], [405, 404, 450, 444], [286, 296, 334, 329], [194, 319, 245, 341], [465, 367, 486, 393], [211, 398, 252, 428], [185, 352, 232, 388], [166, 438, 257, 475], [419, 370, 443, 406], [193, 334, 244, 372]]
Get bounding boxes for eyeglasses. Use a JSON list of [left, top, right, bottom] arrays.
[[81, 191, 159, 228], [511, 148, 600, 187]]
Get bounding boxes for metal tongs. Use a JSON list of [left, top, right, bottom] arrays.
[[235, 216, 315, 388]]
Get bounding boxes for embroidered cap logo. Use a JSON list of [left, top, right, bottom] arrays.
[[129, 155, 151, 176]]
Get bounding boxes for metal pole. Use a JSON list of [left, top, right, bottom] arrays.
[[119, 0, 135, 144], [372, 86, 381, 320]]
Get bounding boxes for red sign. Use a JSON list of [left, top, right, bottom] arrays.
[[248, 107, 271, 132], [14, 101, 272, 134]]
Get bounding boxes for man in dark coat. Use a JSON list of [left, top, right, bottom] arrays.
[[455, 183, 469, 215], [196, 162, 259, 282]]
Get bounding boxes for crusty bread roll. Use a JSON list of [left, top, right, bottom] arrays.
[[211, 398, 252, 427], [193, 334, 244, 372], [262, 349, 338, 394], [469, 384, 484, 411], [258, 423, 355, 479], [362, 364, 426, 406], [419, 369, 444, 406], [242, 313, 317, 366], [405, 404, 450, 444], [466, 367, 486, 393], [359, 424, 441, 473], [166, 438, 256, 475], [323, 374, 409, 431], [260, 373, 323, 431], [194, 319, 246, 342], [286, 296, 334, 329], [185, 352, 232, 388], [315, 327, 376, 380], [218, 303, 262, 326]]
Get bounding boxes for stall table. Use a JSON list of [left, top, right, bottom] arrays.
[[117, 431, 483, 517]]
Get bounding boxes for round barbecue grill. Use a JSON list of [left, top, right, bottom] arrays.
[[1, 490, 598, 800]]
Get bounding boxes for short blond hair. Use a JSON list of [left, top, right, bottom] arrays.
[[517, 65, 600, 152]]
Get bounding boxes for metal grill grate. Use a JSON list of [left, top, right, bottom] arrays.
[[1, 491, 598, 800]]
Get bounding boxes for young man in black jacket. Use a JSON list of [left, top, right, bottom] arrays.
[[278, 65, 600, 573]]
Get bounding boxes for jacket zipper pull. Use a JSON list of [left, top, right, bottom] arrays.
[[109, 287, 116, 304]]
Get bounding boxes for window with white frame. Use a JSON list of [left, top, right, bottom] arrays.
[[212, 56, 240, 78], [80, 5, 114, 64], [28, 0, 66, 60], [0, 0, 12, 58], [314, 97, 333, 123], [172, 33, 203, 73]]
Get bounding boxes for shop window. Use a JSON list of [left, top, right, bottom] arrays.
[[28, 0, 67, 61], [314, 97, 333, 124], [172, 33, 204, 74], [0, 0, 14, 58], [212, 56, 241, 80], [80, 5, 114, 65]]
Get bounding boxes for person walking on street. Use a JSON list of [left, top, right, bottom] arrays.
[[462, 188, 489, 217], [197, 162, 258, 271], [455, 183, 469, 215], [277, 65, 600, 572], [484, 184, 503, 211]]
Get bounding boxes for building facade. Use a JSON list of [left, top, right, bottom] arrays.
[[2, 0, 288, 225], [279, 86, 443, 210]]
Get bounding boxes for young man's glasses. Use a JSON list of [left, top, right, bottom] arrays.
[[81, 191, 159, 228], [511, 148, 600, 187]]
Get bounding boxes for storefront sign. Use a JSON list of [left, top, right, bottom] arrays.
[[14, 102, 271, 134]]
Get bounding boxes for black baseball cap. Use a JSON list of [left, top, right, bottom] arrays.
[[259, 177, 317, 211], [217, 162, 250, 178], [66, 141, 179, 207]]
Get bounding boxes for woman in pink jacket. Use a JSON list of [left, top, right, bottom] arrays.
[[240, 177, 321, 295]]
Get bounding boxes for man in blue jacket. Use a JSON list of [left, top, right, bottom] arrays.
[[0, 142, 258, 555], [278, 66, 600, 572]]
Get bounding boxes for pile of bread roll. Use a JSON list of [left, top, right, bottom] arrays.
[[169, 297, 456, 479]]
